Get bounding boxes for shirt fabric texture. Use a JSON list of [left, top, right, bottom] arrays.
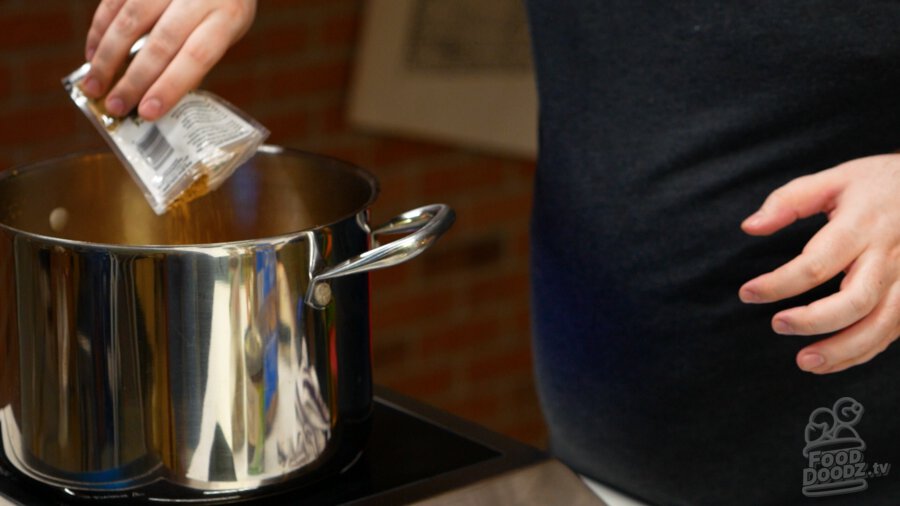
[[525, 2, 900, 504]]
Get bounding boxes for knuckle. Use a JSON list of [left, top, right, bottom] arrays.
[[852, 340, 889, 368], [222, 1, 246, 19], [846, 288, 875, 316], [100, 0, 127, 15], [764, 190, 788, 212], [771, 186, 790, 200], [218, 0, 257, 39], [143, 35, 177, 62], [843, 339, 872, 362], [800, 256, 831, 285], [224, 0, 254, 22], [770, 178, 805, 205], [828, 332, 878, 363], [789, 313, 817, 335], [864, 328, 892, 356], [184, 42, 215, 68], [112, 3, 144, 38], [86, 27, 103, 43], [802, 318, 822, 335], [112, 15, 137, 38]]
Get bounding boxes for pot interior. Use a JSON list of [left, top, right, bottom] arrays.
[[0, 148, 376, 246]]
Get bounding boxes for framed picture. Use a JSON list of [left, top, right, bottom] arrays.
[[348, 0, 537, 159]]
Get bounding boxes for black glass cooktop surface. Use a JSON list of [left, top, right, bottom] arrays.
[[0, 388, 545, 505]]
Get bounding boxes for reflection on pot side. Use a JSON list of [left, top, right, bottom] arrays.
[[2, 236, 332, 490]]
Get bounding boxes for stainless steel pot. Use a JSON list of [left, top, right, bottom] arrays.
[[0, 146, 454, 501]]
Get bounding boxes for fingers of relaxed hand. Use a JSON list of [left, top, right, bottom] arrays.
[[138, 12, 244, 120], [740, 222, 862, 303], [771, 255, 885, 336], [742, 169, 845, 236], [796, 288, 900, 373], [85, 0, 171, 101]]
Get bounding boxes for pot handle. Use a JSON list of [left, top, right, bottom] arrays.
[[305, 204, 455, 309]]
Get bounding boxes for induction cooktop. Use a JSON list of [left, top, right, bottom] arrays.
[[0, 388, 603, 505]]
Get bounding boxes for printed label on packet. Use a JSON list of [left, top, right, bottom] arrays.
[[63, 62, 269, 214]]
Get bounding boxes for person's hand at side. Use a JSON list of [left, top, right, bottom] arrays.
[[82, 0, 257, 121], [740, 154, 900, 374]]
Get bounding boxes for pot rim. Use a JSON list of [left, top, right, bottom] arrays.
[[0, 145, 380, 252]]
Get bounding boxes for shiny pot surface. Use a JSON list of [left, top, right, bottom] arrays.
[[0, 147, 454, 502]]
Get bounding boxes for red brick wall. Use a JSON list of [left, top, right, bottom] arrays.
[[0, 0, 546, 447]]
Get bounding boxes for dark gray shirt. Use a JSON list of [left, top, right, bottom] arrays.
[[525, 1, 900, 504]]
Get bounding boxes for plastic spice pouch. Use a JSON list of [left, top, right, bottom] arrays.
[[62, 62, 269, 215]]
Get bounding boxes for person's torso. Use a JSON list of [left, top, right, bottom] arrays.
[[525, 2, 900, 504]]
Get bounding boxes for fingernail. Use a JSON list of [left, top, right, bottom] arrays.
[[773, 318, 793, 335], [106, 96, 125, 117], [798, 353, 826, 371], [739, 287, 762, 303], [139, 98, 162, 120], [82, 76, 100, 97], [86, 46, 96, 61], [743, 211, 764, 228]]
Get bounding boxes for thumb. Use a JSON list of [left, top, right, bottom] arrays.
[[741, 168, 845, 236]]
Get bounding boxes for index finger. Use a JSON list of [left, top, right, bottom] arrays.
[[85, 0, 171, 100], [742, 167, 846, 236], [85, 0, 126, 61]]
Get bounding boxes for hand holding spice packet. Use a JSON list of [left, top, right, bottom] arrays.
[[62, 48, 268, 215]]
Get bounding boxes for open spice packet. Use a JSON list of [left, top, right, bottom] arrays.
[[62, 45, 268, 215]]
